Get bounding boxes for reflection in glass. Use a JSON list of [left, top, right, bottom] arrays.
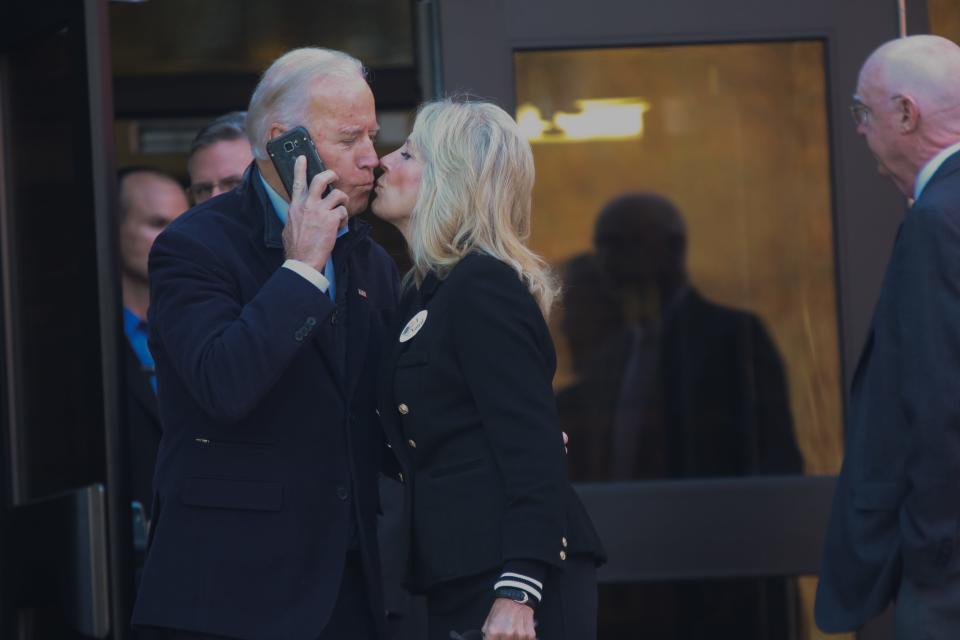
[[558, 194, 802, 482], [517, 99, 651, 142], [515, 42, 842, 479], [515, 41, 843, 640]]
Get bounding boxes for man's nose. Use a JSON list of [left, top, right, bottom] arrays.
[[358, 141, 379, 170]]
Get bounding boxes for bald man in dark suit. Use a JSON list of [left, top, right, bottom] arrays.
[[817, 35, 960, 638]]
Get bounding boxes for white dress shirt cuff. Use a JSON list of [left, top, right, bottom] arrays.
[[282, 259, 329, 293]]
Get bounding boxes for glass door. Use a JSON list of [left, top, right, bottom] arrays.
[[430, 0, 929, 637]]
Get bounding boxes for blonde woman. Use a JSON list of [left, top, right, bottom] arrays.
[[372, 98, 605, 640]]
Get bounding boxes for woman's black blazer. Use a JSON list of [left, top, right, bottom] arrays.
[[378, 252, 604, 592]]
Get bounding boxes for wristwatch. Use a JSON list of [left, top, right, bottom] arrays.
[[494, 585, 537, 610]]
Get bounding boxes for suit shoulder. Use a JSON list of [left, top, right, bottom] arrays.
[[682, 291, 768, 338], [443, 254, 539, 315], [903, 198, 960, 245], [682, 290, 746, 322], [444, 254, 546, 335], [166, 191, 248, 239], [921, 152, 960, 208], [158, 191, 252, 253], [447, 252, 523, 289], [914, 163, 960, 219]]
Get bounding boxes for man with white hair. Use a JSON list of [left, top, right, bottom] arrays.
[[132, 48, 397, 640], [816, 35, 960, 637]]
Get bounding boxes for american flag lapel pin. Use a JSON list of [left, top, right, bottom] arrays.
[[357, 288, 368, 298]]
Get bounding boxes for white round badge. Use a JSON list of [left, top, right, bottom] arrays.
[[399, 310, 428, 343]]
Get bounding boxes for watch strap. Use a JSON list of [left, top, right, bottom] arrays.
[[494, 585, 537, 610]]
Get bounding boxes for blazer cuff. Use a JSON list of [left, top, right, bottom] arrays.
[[282, 259, 329, 292], [496, 560, 547, 603]]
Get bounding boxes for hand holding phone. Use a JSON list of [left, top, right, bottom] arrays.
[[266, 126, 331, 199], [281, 154, 348, 273]]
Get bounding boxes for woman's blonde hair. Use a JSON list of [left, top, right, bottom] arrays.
[[407, 98, 559, 317]]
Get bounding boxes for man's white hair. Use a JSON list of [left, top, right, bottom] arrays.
[[246, 48, 365, 160]]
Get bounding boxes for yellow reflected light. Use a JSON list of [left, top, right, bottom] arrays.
[[517, 104, 550, 140], [516, 98, 651, 143]]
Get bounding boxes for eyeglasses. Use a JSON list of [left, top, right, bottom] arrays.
[[187, 176, 243, 203], [849, 95, 904, 127], [849, 102, 871, 127]]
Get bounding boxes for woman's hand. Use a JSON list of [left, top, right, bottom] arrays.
[[481, 598, 536, 640]]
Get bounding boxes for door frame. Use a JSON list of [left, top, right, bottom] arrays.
[[0, 0, 128, 637]]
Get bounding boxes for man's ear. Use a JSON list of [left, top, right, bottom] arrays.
[[267, 123, 287, 141], [898, 96, 920, 133]]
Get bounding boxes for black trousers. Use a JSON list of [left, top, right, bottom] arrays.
[[425, 557, 597, 640], [138, 551, 377, 640]]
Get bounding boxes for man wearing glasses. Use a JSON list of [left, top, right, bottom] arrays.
[[817, 35, 960, 639], [186, 111, 254, 205]]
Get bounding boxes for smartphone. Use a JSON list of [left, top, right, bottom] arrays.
[[265, 126, 330, 199]]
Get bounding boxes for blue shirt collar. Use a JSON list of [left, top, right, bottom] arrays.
[[258, 173, 349, 238]]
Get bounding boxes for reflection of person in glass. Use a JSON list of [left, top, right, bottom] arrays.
[[560, 192, 802, 481], [557, 193, 803, 640], [372, 98, 605, 640]]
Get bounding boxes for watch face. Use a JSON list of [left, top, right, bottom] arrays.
[[495, 586, 532, 606]]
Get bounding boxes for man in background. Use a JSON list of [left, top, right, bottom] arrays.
[[817, 35, 960, 638], [186, 111, 253, 205], [117, 167, 189, 518]]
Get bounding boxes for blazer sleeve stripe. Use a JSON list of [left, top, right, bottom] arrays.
[[499, 572, 544, 589]]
